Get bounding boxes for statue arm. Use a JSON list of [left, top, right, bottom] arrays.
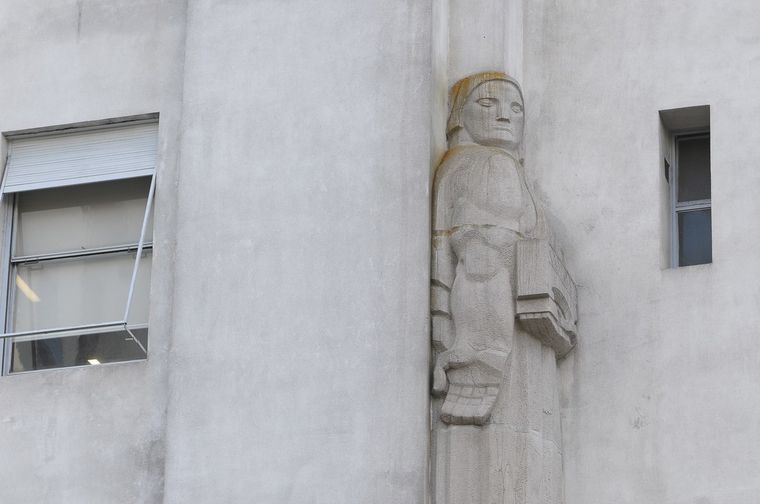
[[486, 152, 547, 239], [431, 231, 455, 352]]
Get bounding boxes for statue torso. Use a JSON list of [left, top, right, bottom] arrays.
[[434, 145, 537, 236]]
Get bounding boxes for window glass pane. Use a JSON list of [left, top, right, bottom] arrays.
[[12, 252, 151, 332], [124, 255, 152, 327], [677, 136, 710, 202], [9, 327, 147, 373], [678, 209, 712, 266], [15, 177, 153, 256]]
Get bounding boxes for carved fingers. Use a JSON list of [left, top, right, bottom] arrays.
[[432, 364, 448, 396]]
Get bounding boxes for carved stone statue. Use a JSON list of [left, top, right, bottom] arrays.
[[432, 71, 543, 424], [431, 71, 577, 503]]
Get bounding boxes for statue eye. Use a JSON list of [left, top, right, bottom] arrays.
[[511, 102, 524, 113], [476, 98, 496, 107]]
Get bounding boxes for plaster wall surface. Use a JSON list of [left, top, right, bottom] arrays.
[[162, 1, 433, 503], [3, 2, 757, 503], [448, 0, 524, 84], [0, 1, 186, 502], [522, 1, 760, 503]]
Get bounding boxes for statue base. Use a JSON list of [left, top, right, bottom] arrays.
[[432, 329, 565, 504]]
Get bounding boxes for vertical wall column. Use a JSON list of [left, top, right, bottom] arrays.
[[430, 2, 573, 503], [431, 0, 524, 165], [448, 0, 524, 84], [163, 2, 433, 503]]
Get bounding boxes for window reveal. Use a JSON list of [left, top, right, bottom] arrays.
[[659, 105, 712, 268]]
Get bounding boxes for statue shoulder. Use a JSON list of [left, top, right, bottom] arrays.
[[484, 149, 521, 169], [480, 149, 522, 186], [434, 145, 509, 183]]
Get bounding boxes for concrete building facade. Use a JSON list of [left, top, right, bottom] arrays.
[[0, 1, 757, 503]]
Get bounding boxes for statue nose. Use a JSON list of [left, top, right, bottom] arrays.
[[496, 104, 510, 122]]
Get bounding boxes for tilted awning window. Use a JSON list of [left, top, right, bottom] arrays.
[[0, 120, 158, 373]]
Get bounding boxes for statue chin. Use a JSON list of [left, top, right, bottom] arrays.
[[478, 137, 520, 152], [457, 128, 521, 152]]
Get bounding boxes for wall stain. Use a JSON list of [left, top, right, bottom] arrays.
[[631, 406, 648, 430], [76, 0, 83, 40]]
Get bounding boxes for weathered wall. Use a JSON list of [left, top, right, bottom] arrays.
[[448, 0, 524, 84], [0, 1, 186, 502], [162, 1, 433, 503], [523, 1, 760, 503], [3, 1, 758, 503]]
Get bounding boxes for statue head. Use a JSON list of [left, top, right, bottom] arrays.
[[447, 71, 524, 153]]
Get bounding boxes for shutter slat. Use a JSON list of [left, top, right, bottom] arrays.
[[4, 123, 158, 193]]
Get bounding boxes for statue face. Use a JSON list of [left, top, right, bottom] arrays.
[[461, 80, 524, 151]]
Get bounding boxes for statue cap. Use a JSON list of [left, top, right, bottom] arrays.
[[446, 71, 524, 140]]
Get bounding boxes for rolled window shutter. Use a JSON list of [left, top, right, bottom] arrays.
[[4, 122, 158, 193]]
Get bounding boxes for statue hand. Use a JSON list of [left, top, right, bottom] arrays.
[[432, 361, 448, 396], [432, 315, 454, 395]]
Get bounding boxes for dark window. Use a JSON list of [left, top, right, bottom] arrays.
[[674, 133, 711, 266], [677, 136, 710, 202], [678, 209, 712, 266]]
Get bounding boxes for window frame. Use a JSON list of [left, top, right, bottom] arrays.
[[0, 119, 157, 375], [669, 129, 711, 267]]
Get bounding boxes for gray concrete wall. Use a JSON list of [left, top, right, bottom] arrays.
[[0, 1, 434, 502], [3, 2, 758, 503], [0, 1, 186, 502], [523, 1, 760, 503], [162, 1, 433, 503]]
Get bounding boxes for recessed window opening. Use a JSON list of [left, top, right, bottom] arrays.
[[660, 105, 711, 268]]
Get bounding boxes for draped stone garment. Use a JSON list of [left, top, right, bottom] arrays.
[[432, 144, 543, 425], [431, 145, 564, 503]]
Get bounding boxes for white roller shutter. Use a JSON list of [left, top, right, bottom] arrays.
[[4, 122, 158, 193]]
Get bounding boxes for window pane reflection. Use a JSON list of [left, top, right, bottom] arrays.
[[15, 177, 153, 256], [678, 209, 712, 266], [677, 136, 710, 202], [10, 327, 147, 373], [13, 253, 151, 332]]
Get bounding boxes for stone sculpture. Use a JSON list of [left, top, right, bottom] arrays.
[[431, 71, 577, 503]]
